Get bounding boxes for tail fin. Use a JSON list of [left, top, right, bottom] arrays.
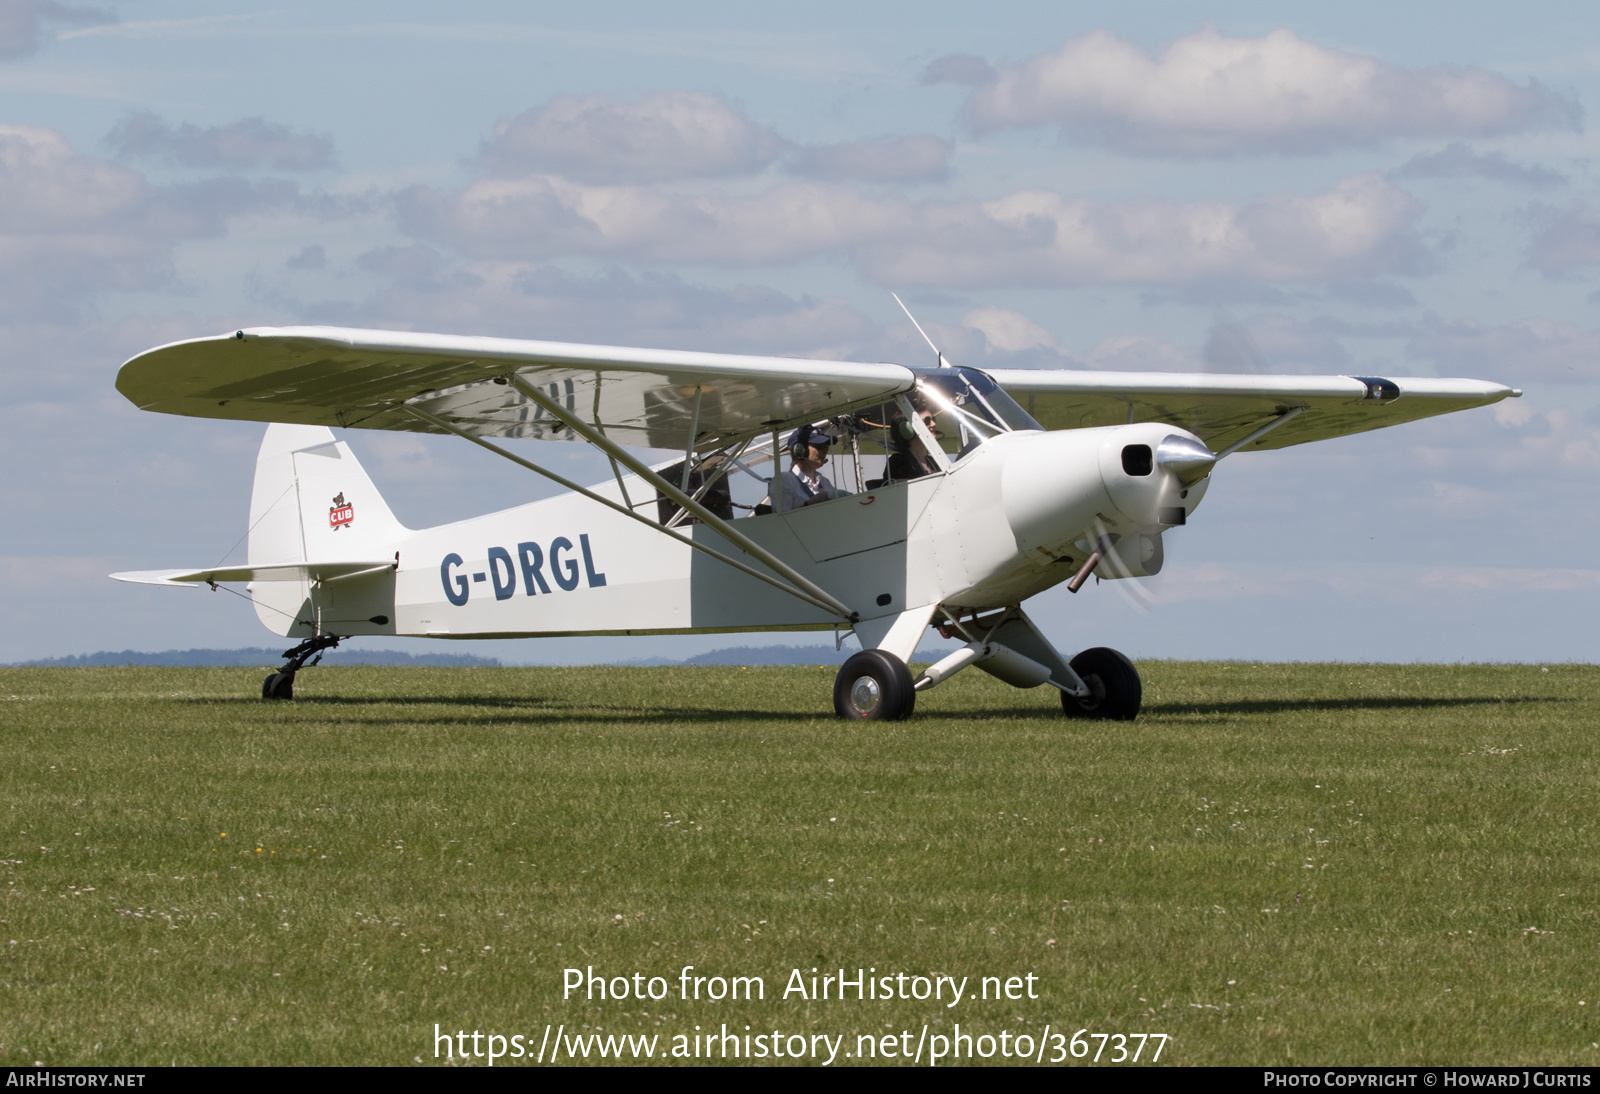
[[247, 424, 407, 635]]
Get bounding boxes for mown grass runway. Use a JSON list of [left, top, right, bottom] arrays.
[[1, 662, 1596, 1066]]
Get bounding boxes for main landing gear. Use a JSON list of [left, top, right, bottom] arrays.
[[834, 607, 1142, 722], [1059, 647, 1141, 721], [261, 634, 342, 701], [834, 649, 917, 721]]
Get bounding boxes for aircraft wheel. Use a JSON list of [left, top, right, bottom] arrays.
[[1062, 647, 1140, 721], [261, 672, 294, 701], [834, 650, 916, 721]]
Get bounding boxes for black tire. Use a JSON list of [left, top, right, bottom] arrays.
[[833, 650, 916, 721], [1061, 647, 1140, 721], [262, 672, 294, 701]]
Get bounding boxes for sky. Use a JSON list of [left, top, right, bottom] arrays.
[[2, 0, 1598, 665]]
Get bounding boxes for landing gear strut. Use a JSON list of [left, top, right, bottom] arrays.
[[261, 635, 342, 701]]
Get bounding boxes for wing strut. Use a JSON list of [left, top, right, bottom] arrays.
[[498, 373, 858, 621], [1216, 405, 1307, 458], [680, 386, 702, 492], [401, 403, 855, 623], [667, 434, 754, 531], [590, 371, 634, 511]]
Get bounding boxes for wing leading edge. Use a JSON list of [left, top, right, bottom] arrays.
[[116, 325, 916, 453], [985, 369, 1519, 453]]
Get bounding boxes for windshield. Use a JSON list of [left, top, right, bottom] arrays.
[[911, 367, 1042, 456]]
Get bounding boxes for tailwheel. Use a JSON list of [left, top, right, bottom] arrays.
[[259, 634, 342, 700], [834, 649, 916, 721], [1062, 647, 1141, 721], [261, 672, 295, 701]]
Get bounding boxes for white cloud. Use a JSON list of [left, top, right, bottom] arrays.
[[962, 28, 1580, 155], [1406, 317, 1600, 382], [1393, 142, 1564, 187], [921, 54, 995, 86], [399, 175, 903, 265], [0, 123, 145, 229], [0, 124, 356, 318], [479, 91, 785, 183], [1134, 558, 1600, 606], [859, 173, 1428, 287], [108, 111, 336, 172], [962, 307, 1057, 353], [288, 260, 881, 361], [1522, 203, 1600, 277], [1412, 405, 1600, 481], [399, 171, 1428, 288], [1493, 399, 1536, 428], [1077, 334, 1199, 373], [0, 0, 111, 60], [1141, 561, 1282, 602], [1419, 566, 1600, 592], [0, 124, 171, 309], [285, 243, 325, 270], [969, 317, 1357, 375], [1202, 314, 1352, 373], [788, 134, 950, 183]]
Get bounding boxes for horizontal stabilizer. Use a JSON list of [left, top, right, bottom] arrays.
[[110, 560, 395, 587]]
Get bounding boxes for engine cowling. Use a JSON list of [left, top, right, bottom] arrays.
[[999, 424, 1212, 565]]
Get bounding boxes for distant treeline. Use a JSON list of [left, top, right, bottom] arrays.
[[683, 645, 850, 666], [618, 644, 860, 667], [629, 643, 954, 667], [12, 642, 958, 670], [14, 648, 502, 668]]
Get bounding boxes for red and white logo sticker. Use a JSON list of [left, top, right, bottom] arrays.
[[329, 491, 354, 530]]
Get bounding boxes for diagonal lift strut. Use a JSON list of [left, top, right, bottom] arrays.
[[500, 372, 857, 621], [400, 399, 856, 623]]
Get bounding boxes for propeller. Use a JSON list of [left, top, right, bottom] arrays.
[[1201, 309, 1270, 374]]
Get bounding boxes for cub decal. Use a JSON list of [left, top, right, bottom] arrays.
[[329, 492, 354, 530]]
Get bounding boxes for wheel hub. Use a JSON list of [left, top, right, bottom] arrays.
[[849, 675, 881, 715]]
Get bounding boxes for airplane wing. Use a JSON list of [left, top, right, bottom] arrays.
[[111, 561, 395, 586], [116, 326, 915, 452], [985, 370, 1520, 453], [116, 325, 1517, 456]]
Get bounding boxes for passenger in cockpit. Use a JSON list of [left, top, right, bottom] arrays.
[[887, 408, 942, 481]]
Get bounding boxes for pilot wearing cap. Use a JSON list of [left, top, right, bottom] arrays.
[[780, 423, 848, 511]]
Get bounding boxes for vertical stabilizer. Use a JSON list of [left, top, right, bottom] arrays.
[[246, 424, 408, 635]]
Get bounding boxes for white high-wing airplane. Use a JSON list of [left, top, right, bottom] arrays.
[[112, 325, 1517, 720]]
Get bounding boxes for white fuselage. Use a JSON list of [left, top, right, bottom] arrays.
[[255, 423, 1208, 641]]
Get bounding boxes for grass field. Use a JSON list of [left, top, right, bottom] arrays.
[[1, 661, 1596, 1067]]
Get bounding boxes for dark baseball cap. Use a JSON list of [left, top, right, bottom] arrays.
[[790, 423, 831, 450]]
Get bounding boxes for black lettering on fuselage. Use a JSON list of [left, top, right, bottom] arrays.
[[440, 535, 606, 605]]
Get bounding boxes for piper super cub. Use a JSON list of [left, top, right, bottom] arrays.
[[112, 324, 1517, 720]]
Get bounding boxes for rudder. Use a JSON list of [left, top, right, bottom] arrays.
[[247, 424, 407, 636]]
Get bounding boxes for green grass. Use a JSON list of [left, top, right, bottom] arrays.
[[1, 662, 1596, 1066]]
